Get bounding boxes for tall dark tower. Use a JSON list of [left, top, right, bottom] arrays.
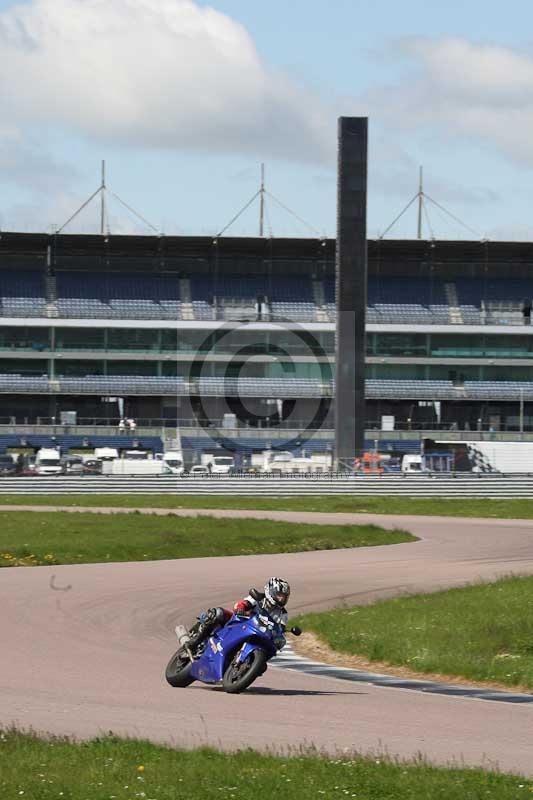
[[334, 117, 368, 466]]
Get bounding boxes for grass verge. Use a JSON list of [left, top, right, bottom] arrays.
[[295, 576, 533, 690], [0, 511, 413, 567], [0, 493, 533, 518], [0, 730, 530, 799]]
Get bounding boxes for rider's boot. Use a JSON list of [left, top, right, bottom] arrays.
[[187, 621, 208, 649], [187, 607, 225, 650]]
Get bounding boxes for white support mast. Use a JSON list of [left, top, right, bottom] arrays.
[[56, 161, 159, 235], [380, 165, 482, 240], [259, 163, 265, 237], [417, 166, 423, 240], [100, 160, 106, 235]]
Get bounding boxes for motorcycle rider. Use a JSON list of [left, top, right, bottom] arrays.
[[184, 577, 290, 652]]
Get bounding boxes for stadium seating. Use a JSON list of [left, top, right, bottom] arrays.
[[191, 300, 213, 320], [365, 380, 533, 400], [1, 267, 531, 325], [197, 377, 331, 397], [326, 276, 454, 324], [455, 279, 533, 324], [189, 275, 316, 321], [323, 275, 533, 324], [57, 376, 188, 394], [0, 433, 163, 453], [367, 276, 448, 306], [179, 435, 420, 456], [455, 278, 533, 306], [55, 272, 183, 320], [365, 379, 458, 399], [0, 271, 47, 317], [0, 374, 49, 392], [2, 371, 532, 402], [463, 381, 533, 400]]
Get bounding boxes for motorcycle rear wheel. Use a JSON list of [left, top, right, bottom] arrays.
[[165, 649, 195, 687], [222, 649, 268, 694]]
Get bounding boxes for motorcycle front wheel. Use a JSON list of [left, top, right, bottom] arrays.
[[222, 649, 268, 694], [165, 649, 195, 687]]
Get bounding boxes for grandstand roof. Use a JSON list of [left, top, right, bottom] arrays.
[[1, 232, 533, 278]]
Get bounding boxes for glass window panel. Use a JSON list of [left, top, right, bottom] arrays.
[[0, 326, 49, 351], [161, 330, 177, 352], [106, 360, 157, 376], [56, 328, 104, 351], [55, 360, 104, 377], [0, 358, 48, 375], [375, 334, 427, 357], [107, 328, 159, 351]]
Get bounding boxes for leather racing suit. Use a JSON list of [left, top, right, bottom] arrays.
[[187, 589, 288, 650]]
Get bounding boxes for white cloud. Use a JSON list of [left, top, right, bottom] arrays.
[[0, 0, 333, 163], [0, 127, 78, 191], [366, 36, 533, 167]]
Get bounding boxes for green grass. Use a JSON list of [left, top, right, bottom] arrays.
[[1, 493, 533, 518], [295, 576, 533, 689], [0, 511, 413, 567], [0, 730, 530, 799]]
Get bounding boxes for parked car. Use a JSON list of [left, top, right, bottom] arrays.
[[188, 465, 210, 477], [21, 455, 37, 476], [61, 456, 84, 475], [0, 454, 18, 476], [82, 458, 103, 475]]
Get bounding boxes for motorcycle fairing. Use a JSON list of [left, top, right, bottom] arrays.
[[189, 613, 279, 684], [235, 640, 266, 664]]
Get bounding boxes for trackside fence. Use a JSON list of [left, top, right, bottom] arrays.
[[1, 474, 533, 496]]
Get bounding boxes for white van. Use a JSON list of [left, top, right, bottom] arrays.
[[94, 447, 119, 462], [162, 450, 185, 476], [401, 455, 424, 474], [35, 447, 62, 475], [200, 453, 235, 474]]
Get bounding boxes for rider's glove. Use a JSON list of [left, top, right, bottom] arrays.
[[233, 599, 252, 616]]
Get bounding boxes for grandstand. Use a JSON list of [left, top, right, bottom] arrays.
[[0, 232, 533, 459]]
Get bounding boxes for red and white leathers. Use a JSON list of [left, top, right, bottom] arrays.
[[233, 592, 289, 627], [187, 589, 289, 650]]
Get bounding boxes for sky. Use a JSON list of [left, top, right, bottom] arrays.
[[1, 0, 533, 240]]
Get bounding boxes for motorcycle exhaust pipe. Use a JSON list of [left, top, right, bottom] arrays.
[[175, 624, 195, 661], [175, 624, 190, 647]]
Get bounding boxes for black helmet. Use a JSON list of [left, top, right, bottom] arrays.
[[264, 577, 290, 607]]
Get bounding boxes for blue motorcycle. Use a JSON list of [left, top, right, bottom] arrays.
[[165, 610, 302, 693]]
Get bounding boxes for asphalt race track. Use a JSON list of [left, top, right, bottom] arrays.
[[2, 510, 533, 775]]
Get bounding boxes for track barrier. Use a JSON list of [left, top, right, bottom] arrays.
[[1, 474, 533, 496]]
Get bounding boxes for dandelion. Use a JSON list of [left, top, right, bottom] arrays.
[[137, 765, 145, 772]]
